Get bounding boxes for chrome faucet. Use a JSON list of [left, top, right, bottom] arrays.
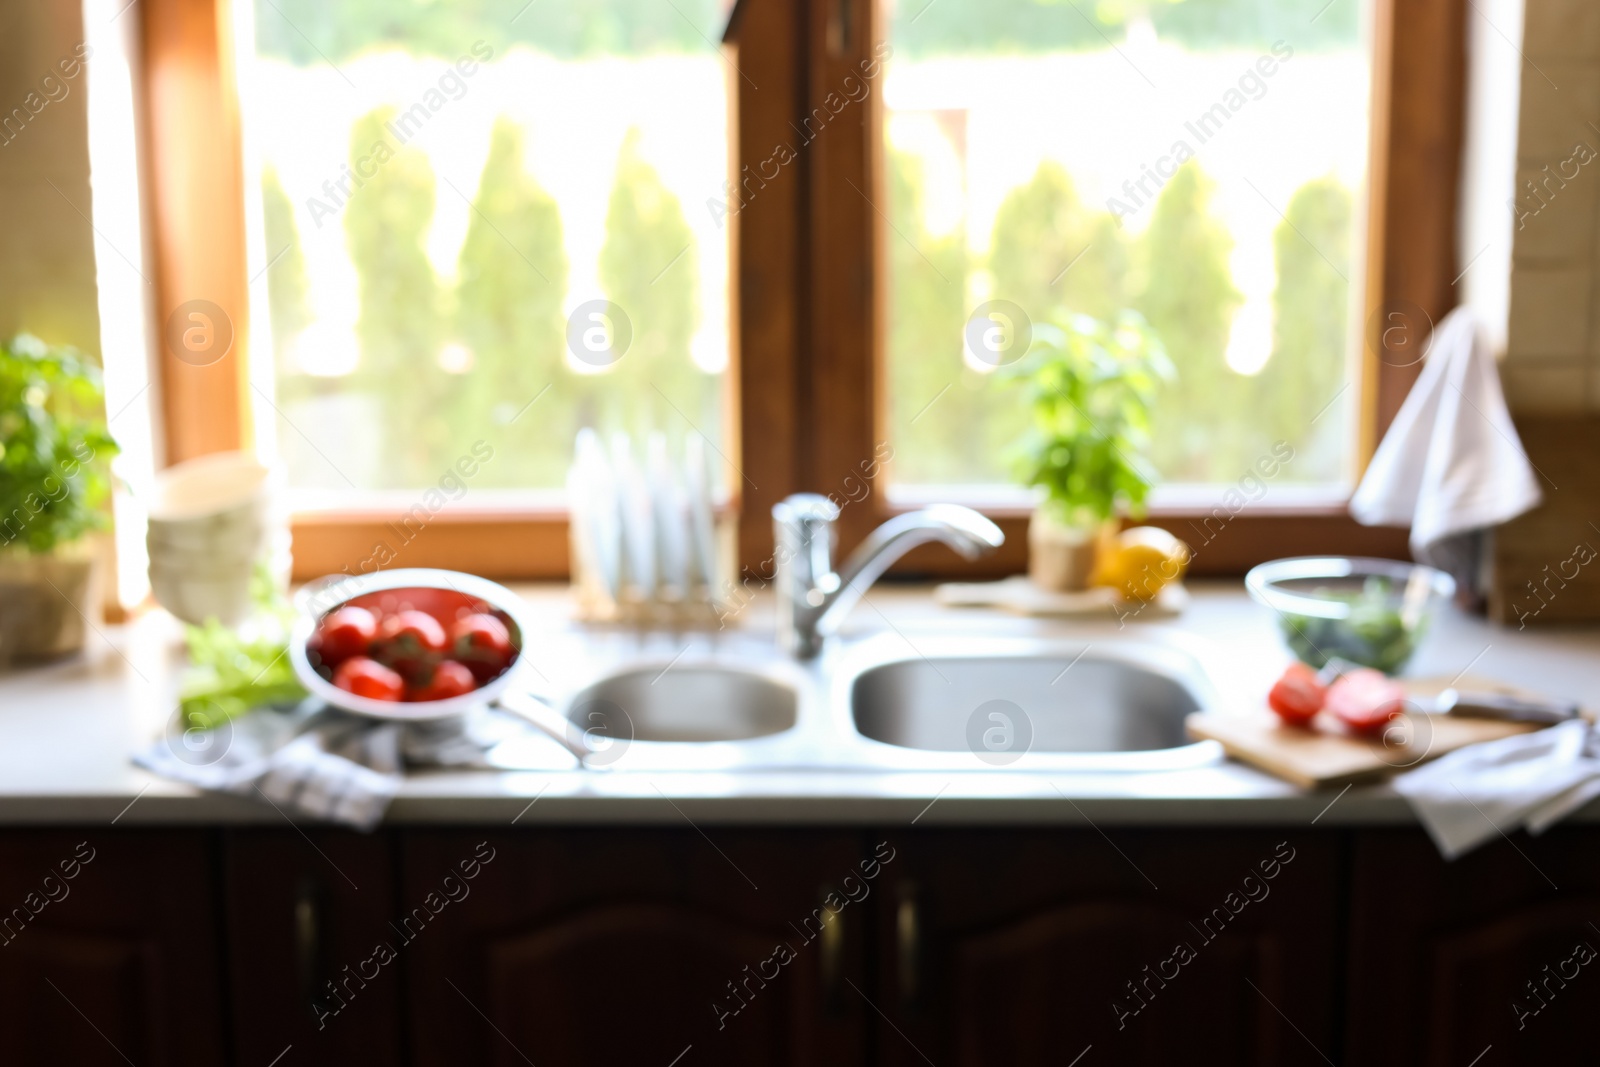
[[772, 494, 1004, 658]]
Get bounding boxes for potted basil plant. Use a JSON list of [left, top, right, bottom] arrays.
[[0, 334, 118, 663], [1010, 310, 1171, 591]]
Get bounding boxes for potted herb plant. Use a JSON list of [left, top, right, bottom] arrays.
[[1011, 310, 1171, 591], [0, 334, 118, 662]]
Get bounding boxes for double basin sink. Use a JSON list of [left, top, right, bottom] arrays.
[[533, 632, 1222, 773]]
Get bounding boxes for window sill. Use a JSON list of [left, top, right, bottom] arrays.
[[289, 510, 569, 582]]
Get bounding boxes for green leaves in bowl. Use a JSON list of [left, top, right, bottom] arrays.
[[1277, 576, 1422, 676]]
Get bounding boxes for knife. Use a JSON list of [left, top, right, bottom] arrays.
[[1433, 688, 1581, 725]]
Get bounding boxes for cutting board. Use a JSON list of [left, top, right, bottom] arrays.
[[1186, 675, 1570, 789]]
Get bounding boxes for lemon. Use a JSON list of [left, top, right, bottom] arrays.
[[1090, 526, 1190, 602]]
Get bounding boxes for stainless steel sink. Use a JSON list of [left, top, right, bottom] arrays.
[[565, 664, 799, 744], [852, 655, 1198, 752], [839, 637, 1220, 770], [512, 631, 1222, 773]]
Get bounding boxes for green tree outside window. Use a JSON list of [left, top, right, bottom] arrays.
[[596, 128, 707, 442], [454, 117, 572, 487], [344, 107, 447, 488]]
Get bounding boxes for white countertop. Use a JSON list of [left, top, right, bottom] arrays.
[[3, 581, 1598, 828]]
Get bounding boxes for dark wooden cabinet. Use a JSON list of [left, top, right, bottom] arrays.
[[871, 830, 1342, 1067], [221, 829, 404, 1066], [400, 829, 869, 1066], [0, 831, 226, 1065], [1, 821, 1593, 1064], [1346, 827, 1600, 1066]]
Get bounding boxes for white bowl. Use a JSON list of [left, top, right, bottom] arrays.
[[147, 452, 281, 556], [145, 453, 287, 622], [148, 451, 278, 521], [149, 568, 256, 626], [148, 499, 274, 553], [147, 532, 274, 570], [148, 511, 271, 554], [149, 536, 292, 625]]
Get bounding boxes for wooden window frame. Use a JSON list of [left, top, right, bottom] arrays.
[[140, 0, 1464, 583], [749, 0, 1463, 577]]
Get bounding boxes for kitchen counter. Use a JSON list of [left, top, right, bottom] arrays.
[[2, 581, 1598, 827]]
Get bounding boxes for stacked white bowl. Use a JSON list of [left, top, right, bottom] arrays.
[[146, 452, 289, 625]]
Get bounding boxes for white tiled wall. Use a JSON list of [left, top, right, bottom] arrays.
[[0, 4, 100, 354], [1505, 0, 1600, 412]]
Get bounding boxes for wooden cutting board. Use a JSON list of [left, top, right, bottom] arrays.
[[1186, 675, 1570, 789]]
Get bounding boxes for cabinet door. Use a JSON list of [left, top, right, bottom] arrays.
[[0, 830, 226, 1065], [402, 829, 868, 1067], [872, 829, 1341, 1067], [1346, 828, 1600, 1065], [222, 829, 404, 1065]]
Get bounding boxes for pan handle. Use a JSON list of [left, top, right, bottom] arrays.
[[496, 689, 593, 764]]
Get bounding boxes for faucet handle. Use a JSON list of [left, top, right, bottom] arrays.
[[772, 493, 841, 528], [773, 495, 841, 562], [773, 494, 842, 603]]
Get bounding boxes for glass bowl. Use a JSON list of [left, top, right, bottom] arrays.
[[1245, 557, 1455, 675]]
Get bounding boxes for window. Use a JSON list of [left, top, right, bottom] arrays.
[[134, 0, 1461, 581], [882, 0, 1374, 502], [238, 0, 733, 503]]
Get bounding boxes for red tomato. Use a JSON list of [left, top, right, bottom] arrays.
[[333, 656, 405, 702], [1268, 662, 1326, 726], [377, 609, 449, 651], [409, 660, 478, 702], [451, 613, 515, 682], [309, 606, 378, 669], [1326, 669, 1407, 736], [374, 609, 449, 680]]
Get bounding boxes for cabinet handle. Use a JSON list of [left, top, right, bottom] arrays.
[[818, 885, 845, 1012], [293, 876, 326, 1016], [897, 881, 920, 1010]]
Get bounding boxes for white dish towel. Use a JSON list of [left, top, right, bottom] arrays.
[[1350, 306, 1543, 597], [1393, 719, 1600, 858], [134, 701, 578, 829]]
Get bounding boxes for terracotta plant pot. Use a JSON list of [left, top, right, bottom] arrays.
[[1028, 512, 1114, 592], [0, 544, 96, 664]]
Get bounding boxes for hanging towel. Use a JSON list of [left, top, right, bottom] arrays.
[[1350, 306, 1543, 600]]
